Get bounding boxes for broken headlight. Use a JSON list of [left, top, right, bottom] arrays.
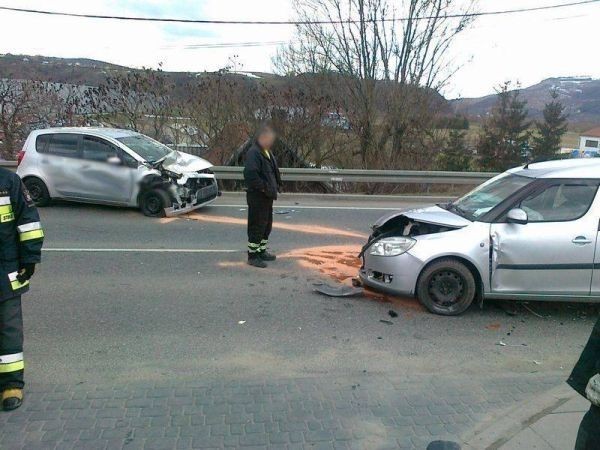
[[369, 237, 416, 257], [162, 169, 182, 180]]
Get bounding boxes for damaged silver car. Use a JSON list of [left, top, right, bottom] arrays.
[[17, 128, 219, 217], [360, 160, 600, 315]]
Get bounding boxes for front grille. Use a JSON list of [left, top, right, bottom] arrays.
[[196, 183, 218, 202], [185, 178, 214, 191]]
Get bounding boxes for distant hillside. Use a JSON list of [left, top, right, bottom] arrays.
[[0, 53, 447, 109], [453, 77, 600, 126], [0, 53, 288, 87]]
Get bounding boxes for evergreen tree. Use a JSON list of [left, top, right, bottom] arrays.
[[477, 82, 530, 171], [532, 89, 568, 161], [437, 129, 471, 171]]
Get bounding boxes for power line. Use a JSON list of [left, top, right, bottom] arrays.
[[0, 1, 598, 26], [167, 41, 286, 50]]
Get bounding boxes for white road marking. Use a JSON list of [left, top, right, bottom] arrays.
[[43, 248, 240, 253], [212, 204, 404, 211]]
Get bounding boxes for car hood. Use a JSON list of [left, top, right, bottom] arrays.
[[162, 151, 212, 174], [373, 205, 472, 229]]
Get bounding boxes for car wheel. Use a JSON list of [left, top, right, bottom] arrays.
[[23, 177, 51, 207], [140, 189, 171, 218], [417, 259, 476, 316]]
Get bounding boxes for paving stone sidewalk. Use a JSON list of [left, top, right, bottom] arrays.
[[463, 383, 590, 450], [0, 373, 563, 450]]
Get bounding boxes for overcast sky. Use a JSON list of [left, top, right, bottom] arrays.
[[0, 0, 599, 99]]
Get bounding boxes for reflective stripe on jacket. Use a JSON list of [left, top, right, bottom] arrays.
[[0, 168, 44, 301]]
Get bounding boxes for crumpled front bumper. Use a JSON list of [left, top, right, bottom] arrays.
[[359, 251, 424, 296], [164, 196, 217, 217], [164, 181, 219, 217]]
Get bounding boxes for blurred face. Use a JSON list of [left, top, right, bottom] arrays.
[[258, 128, 276, 149]]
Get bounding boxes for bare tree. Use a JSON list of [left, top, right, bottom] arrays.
[[274, 0, 475, 169], [181, 70, 263, 164], [29, 82, 91, 129], [0, 79, 40, 159], [88, 65, 175, 141]]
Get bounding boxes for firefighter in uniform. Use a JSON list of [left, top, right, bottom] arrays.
[[0, 167, 44, 411], [243, 124, 281, 268], [568, 316, 600, 449]]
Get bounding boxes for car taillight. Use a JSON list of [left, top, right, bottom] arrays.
[[17, 149, 25, 166]]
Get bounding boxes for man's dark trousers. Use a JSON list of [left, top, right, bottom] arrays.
[[0, 296, 24, 390], [575, 405, 600, 450], [247, 191, 273, 255]]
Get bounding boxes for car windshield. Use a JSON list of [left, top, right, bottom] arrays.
[[117, 135, 174, 163], [449, 173, 533, 220]]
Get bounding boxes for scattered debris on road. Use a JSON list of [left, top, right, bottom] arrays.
[[388, 310, 398, 318], [274, 210, 293, 215], [379, 319, 393, 325], [522, 303, 547, 319], [238, 320, 246, 325], [314, 283, 364, 297], [502, 304, 519, 316], [496, 340, 528, 347]]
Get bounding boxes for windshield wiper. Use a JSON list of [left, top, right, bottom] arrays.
[[447, 202, 469, 218]]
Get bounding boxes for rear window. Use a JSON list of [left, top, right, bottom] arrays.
[[38, 133, 80, 158], [35, 134, 50, 152]]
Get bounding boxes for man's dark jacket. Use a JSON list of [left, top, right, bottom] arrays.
[[568, 317, 600, 397], [0, 167, 44, 301], [243, 143, 282, 199]]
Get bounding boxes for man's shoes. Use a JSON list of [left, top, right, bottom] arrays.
[[259, 251, 276, 261], [2, 388, 23, 411], [247, 254, 267, 268]]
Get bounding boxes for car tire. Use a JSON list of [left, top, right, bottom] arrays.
[[140, 189, 171, 218], [23, 177, 51, 207], [417, 259, 477, 316]]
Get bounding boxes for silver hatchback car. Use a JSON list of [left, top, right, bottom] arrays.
[[17, 127, 218, 217], [360, 159, 600, 315]]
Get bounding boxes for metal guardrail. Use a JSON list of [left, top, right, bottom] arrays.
[[0, 161, 497, 185], [214, 167, 497, 185]]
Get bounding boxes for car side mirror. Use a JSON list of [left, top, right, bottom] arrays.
[[107, 155, 122, 165], [507, 208, 528, 225]]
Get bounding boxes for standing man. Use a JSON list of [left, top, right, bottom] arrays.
[[568, 316, 600, 449], [0, 167, 44, 411], [243, 124, 281, 268]]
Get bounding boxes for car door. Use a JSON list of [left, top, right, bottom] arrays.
[[75, 135, 135, 204], [490, 179, 599, 296], [37, 133, 83, 198]]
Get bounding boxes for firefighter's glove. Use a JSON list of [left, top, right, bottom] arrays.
[[17, 263, 36, 283], [586, 373, 600, 407]]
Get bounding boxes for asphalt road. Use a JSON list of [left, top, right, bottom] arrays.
[[23, 193, 598, 386]]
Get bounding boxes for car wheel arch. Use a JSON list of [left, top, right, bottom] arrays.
[[136, 174, 169, 207], [22, 174, 49, 187], [21, 176, 52, 206], [22, 175, 51, 194], [415, 255, 484, 302]]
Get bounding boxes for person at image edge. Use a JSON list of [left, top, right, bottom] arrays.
[[568, 316, 600, 449], [0, 167, 44, 411]]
